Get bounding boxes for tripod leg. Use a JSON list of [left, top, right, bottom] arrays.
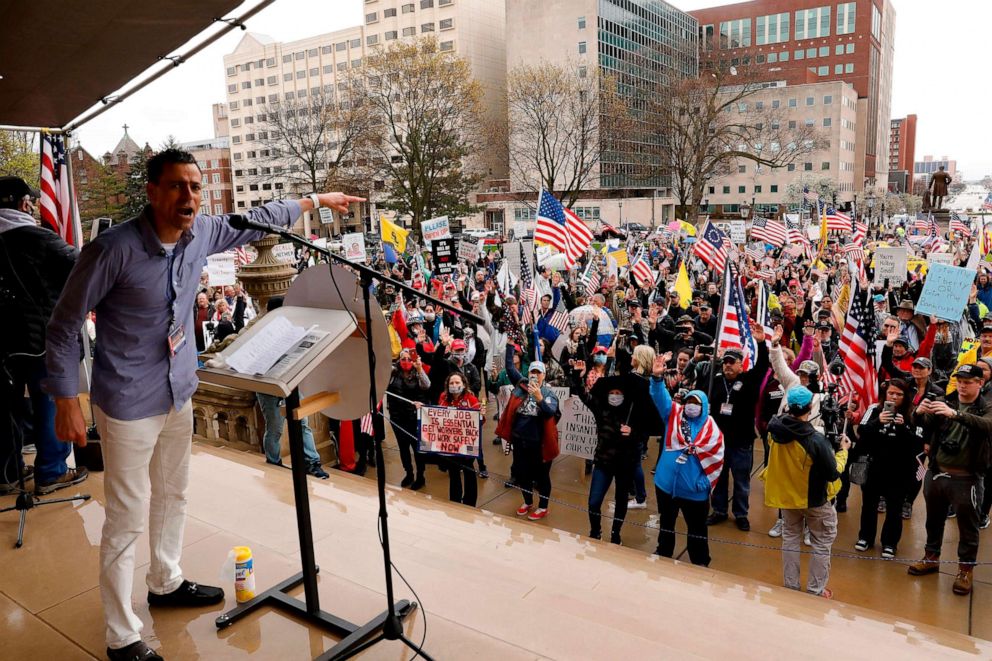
[[16, 510, 26, 549]]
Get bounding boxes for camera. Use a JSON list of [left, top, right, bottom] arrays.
[[828, 356, 846, 378]]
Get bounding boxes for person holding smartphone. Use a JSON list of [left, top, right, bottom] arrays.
[[852, 378, 922, 558]]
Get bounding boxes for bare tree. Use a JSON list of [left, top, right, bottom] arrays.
[[356, 38, 485, 237], [785, 174, 838, 209], [651, 62, 826, 221]]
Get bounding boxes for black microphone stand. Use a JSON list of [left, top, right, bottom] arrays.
[[230, 214, 482, 660]]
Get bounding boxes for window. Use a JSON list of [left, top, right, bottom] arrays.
[[249, 184, 259, 191], [230, 118, 241, 127], [243, 116, 254, 124], [337, 62, 347, 71], [322, 64, 333, 74], [794, 49, 804, 60], [837, 2, 856, 35], [227, 84, 237, 93], [335, 42, 347, 51], [823, 118, 832, 127], [211, 173, 222, 184], [421, 22, 434, 32], [818, 46, 829, 57], [232, 136, 241, 144], [268, 94, 277, 103], [788, 120, 797, 129], [384, 7, 396, 17], [845, 63, 854, 73], [719, 18, 751, 48], [771, 99, 780, 109], [708, 186, 715, 195], [806, 48, 816, 58], [241, 81, 251, 89], [771, 185, 778, 193], [229, 101, 239, 110], [440, 0, 452, 5], [283, 73, 292, 81], [297, 89, 306, 98], [795, 6, 831, 40], [805, 118, 815, 127], [738, 165, 746, 173], [402, 26, 416, 36], [755, 101, 764, 110], [846, 43, 855, 54], [804, 162, 813, 171], [835, 64, 844, 74], [367, 34, 379, 45], [285, 91, 295, 100], [768, 52, 778, 63], [226, 66, 237, 76], [245, 133, 255, 141], [352, 58, 361, 67], [871, 4, 881, 39], [307, 48, 318, 57], [402, 2, 414, 12], [350, 38, 360, 47], [821, 162, 830, 171], [578, 16, 586, 29], [421, 0, 433, 7], [823, 95, 832, 104], [440, 18, 453, 30], [294, 51, 304, 60], [722, 186, 731, 194], [754, 185, 762, 193], [780, 51, 789, 62], [296, 70, 305, 79], [818, 66, 828, 76], [756, 54, 765, 64], [385, 30, 398, 40], [309, 67, 318, 76], [366, 12, 378, 23], [578, 65, 587, 78], [245, 98, 255, 106], [702, 24, 715, 51], [788, 98, 797, 108], [440, 40, 454, 51], [578, 41, 586, 54], [806, 97, 814, 106], [738, 186, 746, 194], [320, 47, 331, 55], [266, 75, 276, 85], [835, 44, 844, 56], [755, 12, 789, 45], [787, 164, 795, 172]]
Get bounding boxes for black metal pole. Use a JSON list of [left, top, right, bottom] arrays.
[[284, 388, 321, 614]]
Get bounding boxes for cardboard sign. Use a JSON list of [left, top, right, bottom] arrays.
[[557, 394, 597, 461], [421, 215, 451, 244], [505, 240, 534, 281], [458, 238, 479, 263], [206, 253, 236, 286], [916, 263, 977, 322], [536, 244, 555, 266], [418, 405, 482, 457], [927, 252, 954, 267], [272, 243, 296, 263], [343, 232, 366, 263], [729, 221, 747, 244], [874, 246, 907, 285], [318, 207, 334, 225], [431, 237, 456, 275]]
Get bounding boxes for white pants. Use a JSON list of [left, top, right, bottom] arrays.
[[94, 400, 193, 649]]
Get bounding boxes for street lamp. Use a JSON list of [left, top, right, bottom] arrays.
[[866, 191, 876, 229], [739, 201, 751, 219]]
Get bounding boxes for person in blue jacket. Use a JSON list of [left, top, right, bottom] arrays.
[[648, 353, 725, 566]]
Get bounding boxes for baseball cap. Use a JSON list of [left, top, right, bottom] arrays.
[[954, 364, 984, 380], [797, 360, 820, 375], [450, 339, 467, 351], [786, 385, 814, 409], [892, 335, 911, 347], [592, 345, 609, 355], [912, 357, 933, 369], [529, 361, 546, 374], [815, 321, 833, 331], [0, 176, 40, 204], [722, 348, 744, 363], [980, 325, 992, 336], [676, 315, 695, 325]]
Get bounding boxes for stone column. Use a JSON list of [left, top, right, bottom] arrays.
[[236, 235, 297, 312]]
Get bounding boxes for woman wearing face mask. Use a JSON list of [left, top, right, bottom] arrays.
[[570, 367, 652, 544], [648, 353, 725, 566], [438, 372, 482, 506], [387, 349, 431, 490], [583, 346, 611, 393]]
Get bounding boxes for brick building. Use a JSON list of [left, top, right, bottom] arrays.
[[180, 137, 235, 216], [887, 114, 915, 193], [689, 0, 896, 198]]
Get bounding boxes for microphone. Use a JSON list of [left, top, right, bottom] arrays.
[[228, 214, 278, 234]]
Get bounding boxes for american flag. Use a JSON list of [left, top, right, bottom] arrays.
[[950, 212, 971, 237], [785, 215, 814, 260], [923, 214, 942, 250], [534, 189, 592, 268], [518, 243, 537, 324], [837, 281, 878, 407], [547, 297, 570, 333], [824, 207, 852, 232], [843, 241, 866, 264], [755, 280, 773, 337], [693, 220, 729, 272], [360, 412, 374, 437], [234, 245, 251, 266], [717, 262, 758, 370], [40, 133, 78, 245], [749, 217, 787, 247], [912, 213, 931, 233], [581, 260, 601, 297], [745, 244, 765, 262], [984, 193, 992, 211], [803, 185, 819, 204], [629, 247, 654, 288], [851, 221, 868, 244]]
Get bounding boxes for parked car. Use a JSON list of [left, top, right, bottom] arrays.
[[624, 222, 648, 233], [463, 227, 498, 239]]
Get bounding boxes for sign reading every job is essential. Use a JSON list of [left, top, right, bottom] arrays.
[[418, 405, 482, 457]]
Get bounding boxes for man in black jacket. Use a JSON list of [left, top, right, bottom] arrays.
[[706, 324, 769, 531], [0, 176, 88, 494], [909, 364, 992, 596]]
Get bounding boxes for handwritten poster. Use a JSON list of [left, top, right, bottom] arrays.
[[421, 215, 451, 244], [915, 263, 977, 322], [419, 406, 482, 457]]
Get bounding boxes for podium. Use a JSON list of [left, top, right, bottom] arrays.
[[197, 265, 413, 660]]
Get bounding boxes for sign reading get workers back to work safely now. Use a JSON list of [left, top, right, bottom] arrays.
[[419, 406, 482, 457]]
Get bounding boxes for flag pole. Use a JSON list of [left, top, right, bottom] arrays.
[[706, 261, 730, 402]]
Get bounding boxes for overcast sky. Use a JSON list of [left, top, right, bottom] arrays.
[[75, 0, 990, 179]]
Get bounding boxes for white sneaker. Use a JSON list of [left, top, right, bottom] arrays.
[[803, 527, 812, 547], [768, 518, 784, 538], [627, 499, 647, 510]]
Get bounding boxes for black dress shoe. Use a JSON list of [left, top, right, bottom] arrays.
[[148, 580, 224, 607], [735, 517, 751, 532], [706, 513, 728, 526], [107, 641, 164, 661], [401, 473, 415, 488]]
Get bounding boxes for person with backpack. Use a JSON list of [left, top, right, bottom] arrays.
[[648, 353, 725, 566]]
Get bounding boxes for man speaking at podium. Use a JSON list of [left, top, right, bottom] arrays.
[[43, 148, 363, 661]]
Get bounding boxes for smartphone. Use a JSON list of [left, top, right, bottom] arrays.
[[883, 401, 895, 414]]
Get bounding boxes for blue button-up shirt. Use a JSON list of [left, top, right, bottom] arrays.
[[44, 201, 302, 420]]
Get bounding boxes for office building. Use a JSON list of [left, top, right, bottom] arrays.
[[180, 137, 235, 216], [913, 154, 958, 191], [221, 0, 506, 230], [689, 0, 896, 198], [887, 114, 915, 193]]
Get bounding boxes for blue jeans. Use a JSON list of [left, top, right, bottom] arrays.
[[257, 393, 320, 465], [710, 445, 753, 518], [588, 463, 634, 537], [1, 356, 69, 483]]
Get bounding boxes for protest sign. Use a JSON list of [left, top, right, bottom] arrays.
[[418, 406, 482, 457], [458, 237, 479, 262], [927, 252, 954, 267], [421, 215, 451, 244], [557, 395, 597, 461], [343, 232, 366, 263], [431, 237, 456, 275], [272, 242, 295, 263], [915, 263, 977, 322], [536, 244, 555, 266], [505, 240, 534, 281], [729, 221, 747, 244], [318, 207, 334, 225], [874, 246, 907, 285], [206, 253, 236, 286]]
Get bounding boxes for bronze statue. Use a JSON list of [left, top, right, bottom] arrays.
[[928, 165, 952, 211], [921, 189, 932, 213]]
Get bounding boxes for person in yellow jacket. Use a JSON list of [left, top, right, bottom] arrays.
[[764, 386, 850, 599]]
